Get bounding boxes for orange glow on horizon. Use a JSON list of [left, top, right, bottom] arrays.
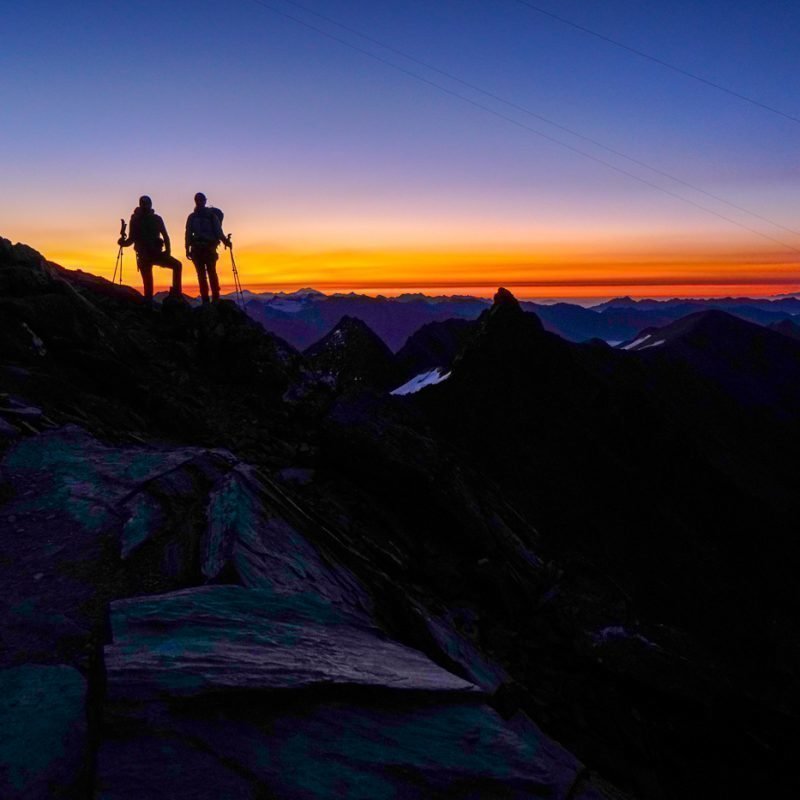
[[21, 234, 800, 302]]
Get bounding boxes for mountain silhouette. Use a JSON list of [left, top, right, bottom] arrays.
[[304, 315, 399, 391], [235, 287, 800, 350]]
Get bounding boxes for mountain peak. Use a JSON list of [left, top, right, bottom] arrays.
[[492, 287, 521, 312], [618, 308, 779, 353], [483, 287, 543, 335], [304, 316, 397, 390], [334, 315, 373, 333]]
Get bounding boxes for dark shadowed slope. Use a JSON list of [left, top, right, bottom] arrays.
[[619, 309, 800, 428], [407, 288, 800, 799]]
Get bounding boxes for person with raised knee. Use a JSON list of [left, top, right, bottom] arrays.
[[118, 195, 182, 305]]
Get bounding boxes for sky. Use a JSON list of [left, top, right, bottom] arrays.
[[1, 0, 799, 299]]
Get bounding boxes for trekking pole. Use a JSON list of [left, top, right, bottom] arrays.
[[112, 218, 126, 285], [228, 234, 245, 310]]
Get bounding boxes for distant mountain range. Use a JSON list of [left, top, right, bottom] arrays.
[[195, 288, 800, 351]]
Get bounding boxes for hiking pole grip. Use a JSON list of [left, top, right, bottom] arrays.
[[116, 219, 126, 285]]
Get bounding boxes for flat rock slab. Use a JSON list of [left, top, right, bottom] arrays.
[[0, 664, 88, 799], [105, 585, 477, 700], [101, 587, 596, 797]]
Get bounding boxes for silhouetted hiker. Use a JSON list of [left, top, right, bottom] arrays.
[[118, 196, 182, 305], [185, 192, 231, 304]]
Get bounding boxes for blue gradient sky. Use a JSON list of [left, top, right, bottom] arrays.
[[2, 0, 799, 297]]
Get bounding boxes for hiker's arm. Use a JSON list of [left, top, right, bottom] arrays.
[[214, 216, 231, 248], [160, 218, 172, 255], [185, 216, 192, 256]]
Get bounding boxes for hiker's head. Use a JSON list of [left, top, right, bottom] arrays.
[[194, 192, 207, 208], [138, 195, 153, 211]]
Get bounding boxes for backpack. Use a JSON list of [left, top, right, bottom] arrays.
[[190, 207, 223, 244], [134, 208, 164, 256]]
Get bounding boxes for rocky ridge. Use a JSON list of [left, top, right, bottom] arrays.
[[0, 240, 606, 798]]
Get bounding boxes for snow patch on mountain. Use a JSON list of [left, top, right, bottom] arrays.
[[620, 334, 652, 351], [391, 368, 451, 396]]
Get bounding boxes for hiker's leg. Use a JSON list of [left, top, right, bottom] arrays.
[[171, 258, 182, 294], [193, 260, 210, 303], [151, 254, 183, 294], [139, 261, 154, 304], [207, 256, 220, 302]]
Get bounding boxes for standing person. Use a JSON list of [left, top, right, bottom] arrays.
[[185, 192, 230, 304], [118, 195, 182, 305]]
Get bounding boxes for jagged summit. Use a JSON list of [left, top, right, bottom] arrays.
[[484, 287, 544, 333], [492, 286, 521, 310]]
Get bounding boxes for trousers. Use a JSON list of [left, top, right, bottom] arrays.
[[191, 244, 220, 303], [137, 252, 182, 302]]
